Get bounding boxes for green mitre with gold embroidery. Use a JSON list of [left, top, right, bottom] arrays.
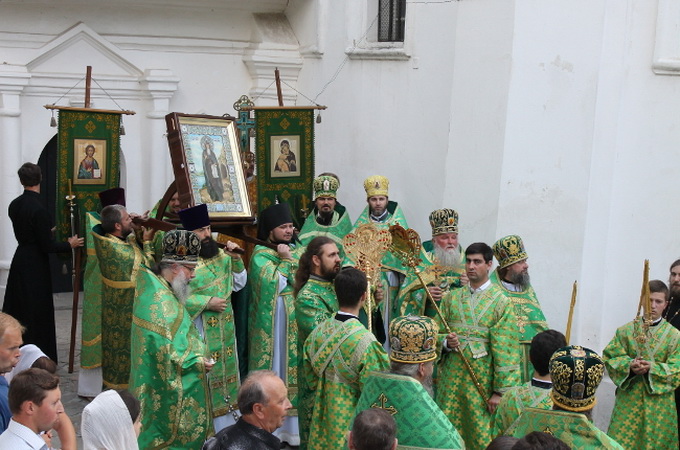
[[389, 315, 438, 363], [313, 174, 339, 198], [493, 234, 527, 269], [550, 345, 604, 412], [354, 372, 465, 449]]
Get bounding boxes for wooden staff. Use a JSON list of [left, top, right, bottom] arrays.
[[388, 225, 487, 401], [565, 281, 577, 344]]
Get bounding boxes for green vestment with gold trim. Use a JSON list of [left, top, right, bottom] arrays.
[[354, 371, 465, 450], [490, 270, 548, 384], [248, 244, 304, 413], [303, 316, 389, 450], [80, 212, 102, 371], [603, 318, 680, 449], [298, 204, 353, 259], [398, 241, 465, 318], [295, 277, 339, 450], [92, 226, 151, 389], [348, 201, 409, 332], [185, 250, 245, 420], [434, 283, 520, 450], [131, 265, 212, 449], [491, 382, 552, 437], [507, 408, 623, 449]]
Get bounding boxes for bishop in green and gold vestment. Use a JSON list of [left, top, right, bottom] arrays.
[[179, 204, 247, 432], [298, 174, 352, 258], [249, 203, 305, 445], [92, 203, 152, 389], [130, 230, 212, 450], [491, 235, 548, 384], [435, 243, 520, 450], [354, 315, 465, 450], [603, 282, 680, 449]]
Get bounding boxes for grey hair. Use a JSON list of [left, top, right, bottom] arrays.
[[238, 370, 278, 414], [100, 205, 126, 234], [389, 360, 420, 377]]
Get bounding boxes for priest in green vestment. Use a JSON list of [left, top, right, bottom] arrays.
[[347, 175, 410, 343], [303, 268, 390, 450], [492, 329, 566, 437], [130, 229, 213, 449], [179, 204, 247, 432], [507, 345, 623, 449], [249, 202, 305, 446], [435, 242, 520, 450], [398, 209, 467, 318], [92, 196, 153, 390], [354, 315, 465, 449], [293, 236, 342, 449], [298, 174, 352, 259], [603, 280, 680, 449], [491, 235, 549, 384]]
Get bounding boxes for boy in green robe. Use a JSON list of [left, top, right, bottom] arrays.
[[507, 345, 623, 449], [603, 279, 680, 449], [303, 267, 389, 449]]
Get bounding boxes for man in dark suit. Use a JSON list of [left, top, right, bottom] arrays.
[[3, 163, 83, 362]]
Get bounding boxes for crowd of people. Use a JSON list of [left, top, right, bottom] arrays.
[[2, 163, 680, 449]]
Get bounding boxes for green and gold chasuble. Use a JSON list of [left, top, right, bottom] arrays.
[[303, 316, 389, 450], [398, 241, 465, 318], [248, 244, 304, 412], [354, 372, 465, 450], [603, 318, 680, 449], [298, 204, 353, 258], [185, 250, 245, 420], [92, 226, 151, 389], [491, 382, 552, 437], [434, 283, 520, 450], [490, 270, 548, 384], [131, 265, 212, 449], [80, 212, 102, 371], [507, 408, 623, 449], [295, 277, 339, 449], [349, 201, 410, 329]]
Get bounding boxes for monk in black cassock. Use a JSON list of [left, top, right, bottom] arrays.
[[3, 163, 83, 362]]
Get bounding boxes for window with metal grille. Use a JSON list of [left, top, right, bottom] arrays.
[[378, 0, 406, 42]]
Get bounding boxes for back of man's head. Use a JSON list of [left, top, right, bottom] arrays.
[[511, 431, 569, 449], [17, 163, 41, 187], [529, 330, 567, 377], [238, 370, 276, 414], [8, 368, 59, 415], [100, 204, 125, 234], [465, 242, 493, 263], [335, 268, 367, 309], [350, 408, 397, 450]]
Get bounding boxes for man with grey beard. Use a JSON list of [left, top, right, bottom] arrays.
[[398, 209, 468, 318], [353, 316, 465, 449], [130, 229, 215, 449], [491, 235, 548, 384]]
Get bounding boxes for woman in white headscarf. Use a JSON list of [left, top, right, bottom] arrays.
[[81, 389, 141, 450], [4, 344, 55, 383]]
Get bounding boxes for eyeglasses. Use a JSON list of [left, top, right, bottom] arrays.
[[180, 264, 196, 273]]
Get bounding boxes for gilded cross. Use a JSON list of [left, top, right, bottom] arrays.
[[370, 393, 398, 415], [207, 316, 219, 328]]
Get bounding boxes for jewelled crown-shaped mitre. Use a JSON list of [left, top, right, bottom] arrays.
[[429, 209, 459, 236], [363, 175, 389, 199], [549, 345, 605, 412], [389, 315, 439, 363], [313, 175, 339, 199], [162, 229, 201, 265], [492, 234, 528, 269]]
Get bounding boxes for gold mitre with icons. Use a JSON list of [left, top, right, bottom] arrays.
[[388, 315, 438, 363], [549, 345, 605, 412], [363, 175, 389, 198], [493, 234, 528, 269], [313, 174, 339, 199], [162, 229, 201, 265], [429, 209, 459, 236]]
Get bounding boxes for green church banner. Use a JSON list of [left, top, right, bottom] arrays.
[[254, 108, 315, 228], [55, 108, 121, 240]]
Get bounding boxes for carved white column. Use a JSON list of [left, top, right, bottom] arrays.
[[0, 65, 30, 289]]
